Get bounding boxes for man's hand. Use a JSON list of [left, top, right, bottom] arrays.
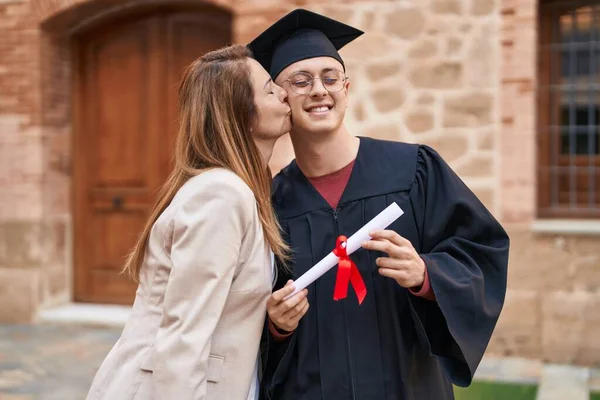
[[362, 230, 426, 289], [267, 280, 309, 333]]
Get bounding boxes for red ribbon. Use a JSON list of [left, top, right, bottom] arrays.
[[332, 235, 367, 305]]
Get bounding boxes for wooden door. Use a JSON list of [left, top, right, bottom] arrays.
[[73, 10, 231, 304]]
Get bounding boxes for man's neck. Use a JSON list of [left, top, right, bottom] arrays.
[[290, 125, 360, 178]]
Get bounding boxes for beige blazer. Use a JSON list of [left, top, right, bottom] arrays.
[[86, 168, 273, 400]]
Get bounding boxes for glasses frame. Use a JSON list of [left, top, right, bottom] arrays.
[[282, 71, 349, 95]]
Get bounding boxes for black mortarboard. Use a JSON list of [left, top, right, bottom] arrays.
[[248, 9, 364, 80]]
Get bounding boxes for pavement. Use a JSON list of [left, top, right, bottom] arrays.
[[1, 322, 599, 400], [0, 323, 120, 400]]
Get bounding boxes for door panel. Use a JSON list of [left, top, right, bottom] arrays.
[[164, 12, 232, 172], [93, 28, 150, 187], [74, 10, 231, 304]]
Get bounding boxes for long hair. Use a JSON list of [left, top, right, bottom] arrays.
[[123, 44, 289, 281]]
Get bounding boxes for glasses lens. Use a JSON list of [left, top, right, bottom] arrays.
[[289, 73, 313, 94], [322, 72, 344, 93], [287, 71, 346, 94]]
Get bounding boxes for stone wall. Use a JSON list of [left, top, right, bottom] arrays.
[[270, 0, 501, 214], [486, 0, 600, 367], [0, 0, 70, 322], [490, 231, 600, 365]]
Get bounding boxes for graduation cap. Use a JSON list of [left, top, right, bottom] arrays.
[[248, 9, 364, 80]]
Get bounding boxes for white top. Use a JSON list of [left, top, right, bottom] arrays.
[[247, 250, 275, 400]]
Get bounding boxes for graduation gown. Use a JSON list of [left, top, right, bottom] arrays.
[[261, 137, 509, 400]]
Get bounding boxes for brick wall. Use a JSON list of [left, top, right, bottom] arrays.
[[486, 0, 600, 366], [1, 0, 44, 322]]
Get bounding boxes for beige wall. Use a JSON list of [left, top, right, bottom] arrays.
[[0, 0, 599, 366]]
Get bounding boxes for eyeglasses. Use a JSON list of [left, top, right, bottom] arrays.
[[282, 71, 348, 95]]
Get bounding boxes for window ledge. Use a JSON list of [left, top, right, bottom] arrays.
[[531, 219, 600, 236]]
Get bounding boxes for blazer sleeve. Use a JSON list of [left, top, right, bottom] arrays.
[[150, 177, 254, 399]]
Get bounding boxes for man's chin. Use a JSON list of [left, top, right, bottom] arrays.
[[293, 120, 339, 136]]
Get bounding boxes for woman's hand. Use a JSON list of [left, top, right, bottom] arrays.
[[267, 280, 309, 333]]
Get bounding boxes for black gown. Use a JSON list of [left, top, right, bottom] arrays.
[[261, 137, 510, 400]]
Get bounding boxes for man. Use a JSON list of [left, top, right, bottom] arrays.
[[249, 9, 509, 400]]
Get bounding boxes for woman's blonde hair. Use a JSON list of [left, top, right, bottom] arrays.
[[123, 44, 289, 281]]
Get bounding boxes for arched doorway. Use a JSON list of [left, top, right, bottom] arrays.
[[72, 7, 232, 304]]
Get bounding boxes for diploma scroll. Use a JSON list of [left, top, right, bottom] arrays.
[[284, 202, 404, 300]]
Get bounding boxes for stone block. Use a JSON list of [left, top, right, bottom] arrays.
[[432, 0, 462, 15], [364, 124, 402, 142], [455, 155, 493, 178], [571, 255, 600, 293], [409, 62, 463, 89], [466, 25, 496, 88], [472, 0, 497, 16], [471, 186, 495, 211], [43, 126, 71, 216], [417, 94, 435, 106], [487, 289, 541, 359], [578, 293, 600, 366], [0, 268, 39, 323], [443, 92, 493, 127], [372, 87, 405, 113], [505, 230, 576, 292], [0, 219, 66, 270], [360, 10, 376, 31], [408, 39, 437, 59], [405, 110, 434, 134], [536, 364, 589, 400], [477, 128, 494, 150], [590, 367, 600, 391], [385, 7, 425, 40], [366, 62, 402, 82], [340, 32, 394, 59], [319, 6, 355, 26], [0, 220, 43, 269], [425, 18, 453, 36], [419, 134, 468, 163], [446, 37, 462, 57], [232, 7, 293, 43], [353, 102, 366, 122], [541, 291, 589, 364], [475, 355, 541, 384], [39, 264, 69, 305]]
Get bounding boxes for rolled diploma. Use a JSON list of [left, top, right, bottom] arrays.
[[284, 202, 404, 300]]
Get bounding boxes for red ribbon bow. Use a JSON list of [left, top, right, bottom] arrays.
[[332, 235, 367, 305]]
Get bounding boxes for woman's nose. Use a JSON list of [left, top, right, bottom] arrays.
[[278, 86, 288, 103]]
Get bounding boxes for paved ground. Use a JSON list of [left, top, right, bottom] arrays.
[[0, 323, 120, 400], [1, 322, 598, 400]]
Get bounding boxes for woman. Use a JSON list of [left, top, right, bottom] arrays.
[[86, 44, 303, 400]]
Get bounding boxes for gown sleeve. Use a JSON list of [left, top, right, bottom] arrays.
[[407, 145, 510, 387]]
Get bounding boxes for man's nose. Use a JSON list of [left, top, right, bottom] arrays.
[[309, 78, 328, 97]]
